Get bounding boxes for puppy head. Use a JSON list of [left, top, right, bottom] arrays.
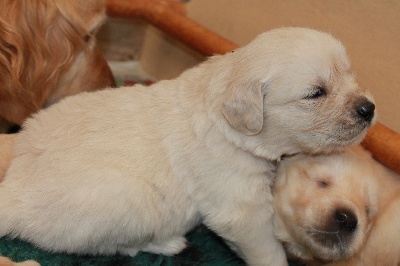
[[218, 28, 375, 159], [0, 0, 114, 129], [273, 148, 379, 262]]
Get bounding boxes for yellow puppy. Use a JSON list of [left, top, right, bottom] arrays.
[[274, 147, 400, 265]]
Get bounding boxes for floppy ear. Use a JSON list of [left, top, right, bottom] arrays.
[[68, 0, 107, 34], [80, 0, 107, 34], [222, 81, 264, 135]]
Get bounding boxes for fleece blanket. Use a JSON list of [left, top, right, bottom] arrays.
[[0, 225, 300, 265]]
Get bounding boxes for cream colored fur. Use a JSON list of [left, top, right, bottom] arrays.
[[0, 28, 374, 266], [274, 147, 400, 265], [0, 257, 39, 266]]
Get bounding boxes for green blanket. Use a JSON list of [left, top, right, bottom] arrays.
[[0, 226, 298, 265]]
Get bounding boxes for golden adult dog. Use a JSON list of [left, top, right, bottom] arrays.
[[0, 28, 374, 266], [274, 147, 400, 265], [0, 0, 114, 132]]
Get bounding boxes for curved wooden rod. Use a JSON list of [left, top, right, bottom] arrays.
[[362, 123, 400, 174], [106, 0, 237, 56], [106, 0, 400, 174]]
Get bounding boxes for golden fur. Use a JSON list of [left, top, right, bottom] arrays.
[[0, 28, 374, 266], [274, 147, 400, 265], [0, 0, 114, 132], [0, 257, 39, 266], [0, 134, 16, 181]]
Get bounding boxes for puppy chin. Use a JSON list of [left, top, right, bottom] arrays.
[[338, 118, 376, 144], [302, 126, 371, 155], [328, 130, 368, 151], [303, 233, 355, 261], [301, 103, 376, 155], [280, 231, 360, 265]]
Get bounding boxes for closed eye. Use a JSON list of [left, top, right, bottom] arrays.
[[317, 180, 330, 188], [305, 86, 326, 99]]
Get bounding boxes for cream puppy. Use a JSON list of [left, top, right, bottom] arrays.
[[0, 28, 374, 266], [274, 147, 400, 265]]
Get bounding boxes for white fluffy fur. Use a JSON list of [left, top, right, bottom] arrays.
[[0, 28, 373, 266]]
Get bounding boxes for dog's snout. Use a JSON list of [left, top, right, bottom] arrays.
[[356, 99, 375, 122], [335, 209, 358, 233], [310, 208, 359, 250]]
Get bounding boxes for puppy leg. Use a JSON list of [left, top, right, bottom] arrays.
[[117, 247, 139, 257], [141, 236, 187, 255], [205, 206, 288, 266]]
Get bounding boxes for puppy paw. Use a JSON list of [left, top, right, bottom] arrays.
[[142, 236, 187, 255], [117, 247, 139, 257]]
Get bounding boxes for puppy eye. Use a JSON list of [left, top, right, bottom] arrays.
[[306, 87, 326, 99], [365, 205, 371, 218], [317, 180, 330, 188]]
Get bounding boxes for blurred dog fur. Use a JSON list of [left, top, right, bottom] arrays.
[[0, 0, 115, 132], [0, 257, 39, 266], [274, 146, 400, 266], [0, 134, 15, 181], [0, 28, 375, 265]]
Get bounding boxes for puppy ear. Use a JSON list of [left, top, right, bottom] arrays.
[[222, 81, 264, 135], [69, 0, 107, 34]]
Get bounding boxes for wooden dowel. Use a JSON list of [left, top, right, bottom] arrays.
[[362, 123, 400, 174], [106, 0, 238, 56]]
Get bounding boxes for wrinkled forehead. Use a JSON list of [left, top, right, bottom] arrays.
[[280, 154, 344, 178], [283, 37, 350, 81], [233, 29, 351, 78], [278, 153, 377, 203], [309, 155, 374, 188], [253, 34, 351, 88]]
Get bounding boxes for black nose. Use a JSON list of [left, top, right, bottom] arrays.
[[356, 100, 375, 122], [335, 209, 357, 233]]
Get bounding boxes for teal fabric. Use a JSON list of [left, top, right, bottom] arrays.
[[0, 226, 298, 266]]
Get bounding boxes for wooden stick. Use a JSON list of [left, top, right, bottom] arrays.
[[362, 123, 400, 174], [105, 0, 237, 56]]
